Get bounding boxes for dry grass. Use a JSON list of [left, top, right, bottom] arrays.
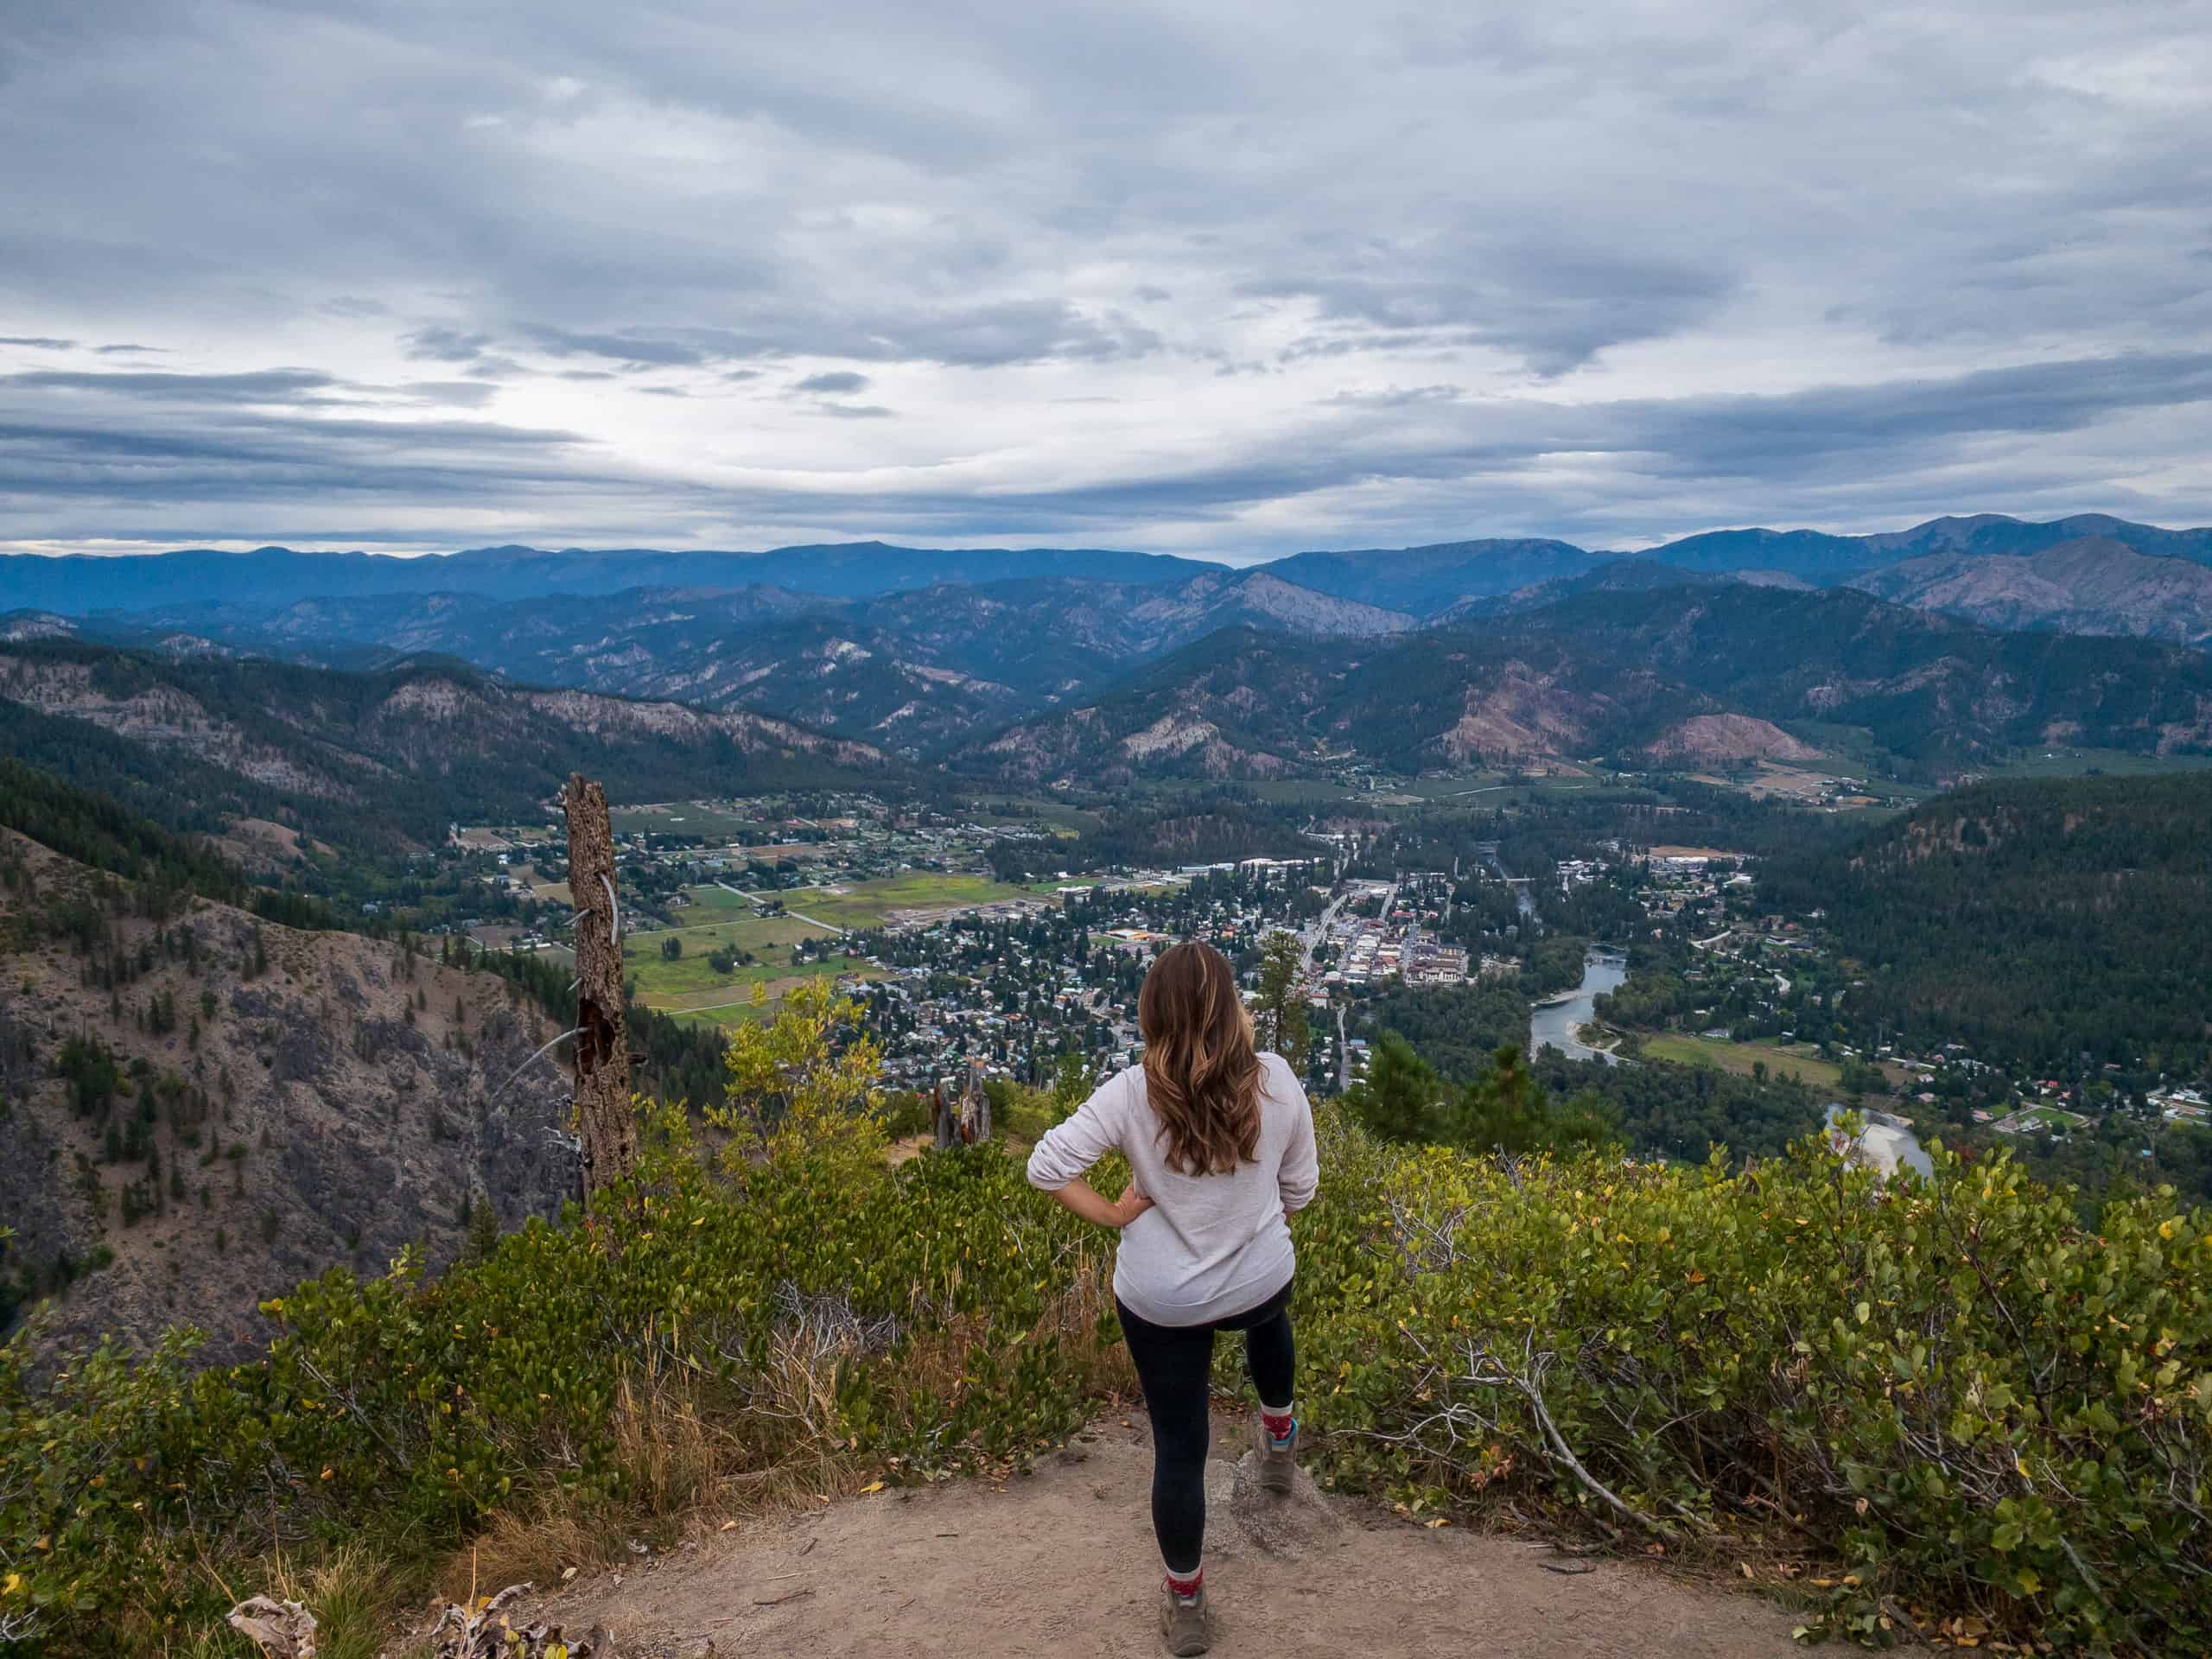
[[434, 1266, 1131, 1617], [153, 1543, 406, 1659], [180, 1259, 1133, 1658]]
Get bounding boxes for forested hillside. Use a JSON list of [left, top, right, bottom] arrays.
[[0, 766, 738, 1357], [0, 824, 578, 1358], [0, 642, 892, 859], [973, 582, 2212, 785], [1505, 584, 2212, 774], [1761, 772, 2212, 1072]]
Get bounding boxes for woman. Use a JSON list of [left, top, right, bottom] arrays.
[[1027, 938, 1319, 1657]]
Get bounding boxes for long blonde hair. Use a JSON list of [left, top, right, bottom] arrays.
[[1139, 940, 1263, 1176]]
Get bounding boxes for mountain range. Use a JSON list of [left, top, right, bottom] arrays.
[[974, 588, 2212, 786], [1847, 536, 2212, 646], [6, 512, 2211, 618], [2, 513, 2209, 815], [12, 568, 1412, 756]]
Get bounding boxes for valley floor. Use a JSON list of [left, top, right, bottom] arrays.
[[500, 1414, 1800, 1658]]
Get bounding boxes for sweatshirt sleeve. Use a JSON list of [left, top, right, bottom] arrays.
[[1026, 1073, 1126, 1191], [1276, 1070, 1319, 1216]]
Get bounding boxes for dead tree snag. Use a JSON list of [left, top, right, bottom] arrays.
[[563, 772, 635, 1205], [932, 1058, 992, 1147]]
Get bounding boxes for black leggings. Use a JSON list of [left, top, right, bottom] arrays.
[[1116, 1277, 1296, 1575]]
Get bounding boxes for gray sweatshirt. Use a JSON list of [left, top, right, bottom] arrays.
[[1026, 1053, 1319, 1326]]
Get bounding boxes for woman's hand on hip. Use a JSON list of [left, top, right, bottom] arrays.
[[1043, 1176, 1154, 1230], [1108, 1183, 1154, 1229]]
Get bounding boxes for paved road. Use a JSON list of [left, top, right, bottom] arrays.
[[1299, 891, 1351, 976], [1305, 880, 1395, 1091]]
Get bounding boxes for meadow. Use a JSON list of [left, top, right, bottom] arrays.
[[1638, 1031, 1847, 1091], [626, 907, 874, 1028], [780, 871, 1047, 929]]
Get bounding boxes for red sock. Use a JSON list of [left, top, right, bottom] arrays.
[[1166, 1565, 1203, 1599], [1262, 1406, 1295, 1441]]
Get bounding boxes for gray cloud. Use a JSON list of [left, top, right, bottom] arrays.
[[522, 325, 741, 368], [1, 0, 2209, 554], [1, 368, 340, 401], [404, 327, 494, 362], [1323, 385, 1462, 409], [522, 302, 1159, 371], [391, 379, 501, 408], [6, 346, 2198, 551], [1254, 245, 1734, 378]]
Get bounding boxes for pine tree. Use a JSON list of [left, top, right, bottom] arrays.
[[1050, 1048, 1092, 1123], [1252, 929, 1311, 1071], [1343, 1032, 1442, 1143], [464, 1191, 500, 1263]]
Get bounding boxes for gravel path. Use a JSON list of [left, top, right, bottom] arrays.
[[512, 1413, 1804, 1658]]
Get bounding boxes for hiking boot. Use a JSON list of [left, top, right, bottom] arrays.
[[1254, 1410, 1299, 1495], [1160, 1584, 1210, 1656]]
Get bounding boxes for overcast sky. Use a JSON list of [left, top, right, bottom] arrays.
[[3, 0, 2209, 560]]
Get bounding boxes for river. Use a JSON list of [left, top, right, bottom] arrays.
[[1823, 1103, 1936, 1180], [1526, 953, 1934, 1177], [1529, 950, 1626, 1065]]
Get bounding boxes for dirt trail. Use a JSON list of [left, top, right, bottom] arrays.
[[514, 1414, 1803, 1658]]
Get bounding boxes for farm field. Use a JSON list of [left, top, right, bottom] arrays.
[[626, 907, 874, 1027], [1639, 1033, 1847, 1091], [636, 911, 827, 955], [676, 882, 770, 918], [1233, 777, 1382, 805], [654, 953, 882, 1030], [782, 872, 1046, 929], [962, 794, 1106, 839]]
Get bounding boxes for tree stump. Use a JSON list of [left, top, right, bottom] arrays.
[[931, 1080, 957, 1151], [958, 1056, 991, 1144]]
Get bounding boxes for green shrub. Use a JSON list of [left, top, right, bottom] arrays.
[[2, 1104, 2206, 1654], [1287, 1115, 2212, 1652], [0, 1106, 1122, 1653]]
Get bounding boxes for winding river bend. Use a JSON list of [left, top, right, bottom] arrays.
[[1529, 950, 1627, 1065]]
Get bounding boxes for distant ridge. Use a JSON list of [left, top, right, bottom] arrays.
[[9, 513, 2212, 618], [0, 541, 1223, 613], [1850, 534, 2212, 646]]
